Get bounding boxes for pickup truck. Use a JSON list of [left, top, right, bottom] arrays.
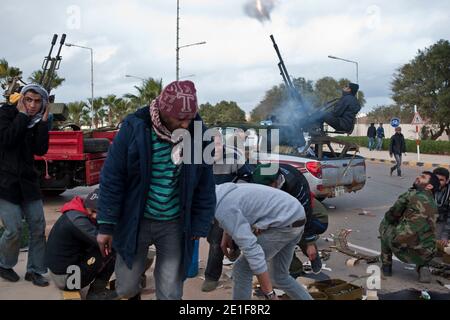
[[34, 129, 117, 196], [218, 124, 366, 201]]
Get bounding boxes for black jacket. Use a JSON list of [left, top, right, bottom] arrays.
[[0, 104, 49, 204], [367, 126, 376, 138], [389, 133, 406, 155], [278, 164, 315, 240], [323, 92, 361, 133], [46, 210, 99, 275]]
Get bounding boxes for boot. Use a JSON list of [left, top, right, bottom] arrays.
[[418, 266, 431, 283], [201, 279, 219, 292]]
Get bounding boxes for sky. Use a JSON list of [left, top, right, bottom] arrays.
[[1, 0, 449, 115]]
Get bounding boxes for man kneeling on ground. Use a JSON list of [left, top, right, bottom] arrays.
[[215, 182, 312, 300], [46, 189, 117, 300], [379, 172, 440, 283]]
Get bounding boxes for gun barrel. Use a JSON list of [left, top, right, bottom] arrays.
[[40, 34, 58, 85]]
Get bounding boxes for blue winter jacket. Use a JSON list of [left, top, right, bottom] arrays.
[[97, 107, 216, 278]]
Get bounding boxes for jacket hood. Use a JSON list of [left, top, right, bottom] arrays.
[[61, 196, 89, 216], [215, 183, 238, 209]]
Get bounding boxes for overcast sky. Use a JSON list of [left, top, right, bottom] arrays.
[[1, 0, 449, 114]]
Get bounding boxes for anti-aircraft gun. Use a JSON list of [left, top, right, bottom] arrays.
[[39, 34, 69, 123], [268, 34, 359, 159]]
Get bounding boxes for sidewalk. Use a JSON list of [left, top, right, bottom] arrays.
[[357, 147, 450, 169]]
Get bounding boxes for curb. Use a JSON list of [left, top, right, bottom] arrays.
[[366, 158, 450, 170]]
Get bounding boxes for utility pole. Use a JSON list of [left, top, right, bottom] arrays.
[[176, 0, 180, 81]]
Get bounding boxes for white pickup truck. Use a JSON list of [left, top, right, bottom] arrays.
[[218, 126, 367, 201]]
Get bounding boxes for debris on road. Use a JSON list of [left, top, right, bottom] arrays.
[[331, 229, 380, 264]]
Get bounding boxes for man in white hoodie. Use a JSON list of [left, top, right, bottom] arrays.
[[215, 182, 312, 300]]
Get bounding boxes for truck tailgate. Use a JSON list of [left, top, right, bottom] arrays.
[[321, 156, 366, 187]]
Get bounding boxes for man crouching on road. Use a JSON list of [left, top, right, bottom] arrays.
[[379, 172, 440, 283], [46, 189, 117, 300], [96, 80, 216, 300], [215, 182, 312, 300]]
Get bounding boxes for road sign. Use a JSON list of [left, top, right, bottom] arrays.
[[390, 118, 400, 128], [411, 112, 424, 125]]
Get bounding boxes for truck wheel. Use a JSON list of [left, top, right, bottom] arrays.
[[43, 189, 66, 197], [84, 138, 110, 153]]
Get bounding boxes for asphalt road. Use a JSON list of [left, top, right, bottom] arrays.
[[1, 162, 448, 300]]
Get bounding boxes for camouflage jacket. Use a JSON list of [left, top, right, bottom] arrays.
[[382, 188, 437, 250]]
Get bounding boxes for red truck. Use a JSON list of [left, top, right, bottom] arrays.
[[34, 130, 117, 196]]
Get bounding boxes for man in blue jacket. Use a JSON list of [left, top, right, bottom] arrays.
[[96, 80, 216, 300]]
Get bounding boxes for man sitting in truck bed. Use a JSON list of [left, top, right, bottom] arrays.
[[321, 83, 361, 134]]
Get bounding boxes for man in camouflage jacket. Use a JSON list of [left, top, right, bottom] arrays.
[[379, 171, 440, 283]]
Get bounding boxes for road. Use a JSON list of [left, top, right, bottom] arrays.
[[0, 162, 448, 300]]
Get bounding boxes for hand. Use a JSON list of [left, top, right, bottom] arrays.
[[97, 234, 113, 257], [306, 243, 317, 261], [16, 96, 27, 114], [42, 103, 50, 121], [437, 239, 449, 248], [220, 232, 234, 259]]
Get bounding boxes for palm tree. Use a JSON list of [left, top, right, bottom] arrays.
[[87, 97, 105, 129], [124, 77, 163, 107], [0, 58, 22, 80], [28, 70, 65, 92], [114, 98, 134, 124], [67, 101, 88, 126], [102, 94, 118, 127]]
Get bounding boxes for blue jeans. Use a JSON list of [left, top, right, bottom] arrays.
[[368, 137, 375, 150], [114, 218, 184, 300], [376, 138, 383, 150], [0, 199, 47, 274], [232, 226, 312, 300]]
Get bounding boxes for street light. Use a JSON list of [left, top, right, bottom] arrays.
[[328, 55, 359, 84], [176, 0, 206, 80], [65, 42, 95, 129], [125, 74, 146, 81]]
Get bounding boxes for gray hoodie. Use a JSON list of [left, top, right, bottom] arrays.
[[215, 183, 305, 274]]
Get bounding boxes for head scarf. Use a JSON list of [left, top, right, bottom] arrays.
[[21, 83, 49, 128]]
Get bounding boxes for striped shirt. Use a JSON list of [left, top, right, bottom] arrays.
[[144, 130, 181, 221]]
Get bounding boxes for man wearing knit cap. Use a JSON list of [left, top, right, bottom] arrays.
[[322, 82, 361, 133], [0, 83, 51, 287], [97, 80, 216, 300]]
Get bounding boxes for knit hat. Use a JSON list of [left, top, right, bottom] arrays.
[[348, 83, 359, 96], [156, 80, 198, 120], [84, 189, 99, 210], [251, 163, 280, 185]]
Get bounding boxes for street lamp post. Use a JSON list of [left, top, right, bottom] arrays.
[[176, 0, 206, 80], [65, 43, 95, 129], [328, 55, 359, 84], [125, 74, 146, 81]]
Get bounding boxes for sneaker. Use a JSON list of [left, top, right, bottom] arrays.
[[311, 256, 323, 274], [201, 279, 219, 292], [24, 272, 49, 287], [382, 264, 392, 277], [418, 266, 431, 283], [0, 267, 20, 282]]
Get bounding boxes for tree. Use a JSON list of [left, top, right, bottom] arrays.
[[124, 77, 163, 107], [366, 105, 413, 124], [67, 101, 88, 126], [0, 58, 22, 80], [102, 94, 118, 127], [392, 39, 450, 140], [28, 70, 65, 92], [199, 101, 246, 125]]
